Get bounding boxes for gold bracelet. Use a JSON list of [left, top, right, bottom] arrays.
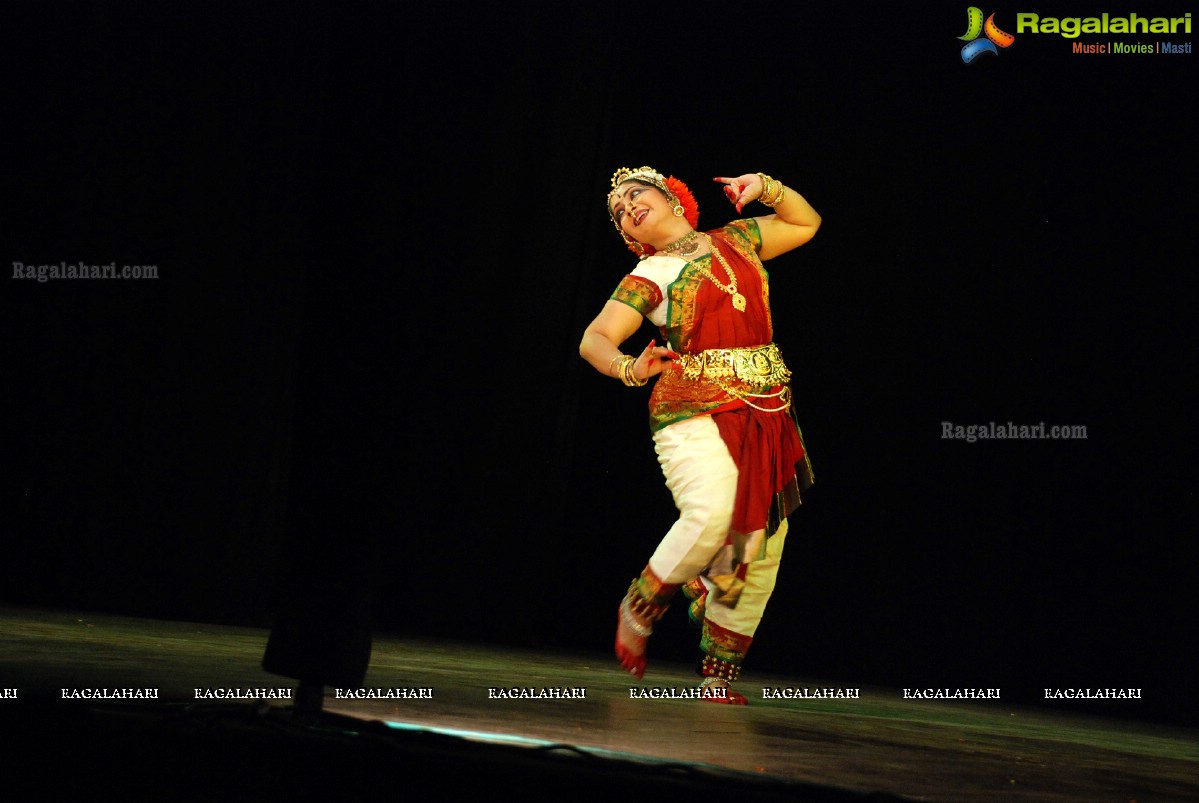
[[753, 173, 770, 205], [770, 183, 783, 205], [755, 173, 772, 204], [617, 354, 647, 387], [757, 172, 785, 207], [628, 356, 647, 387]]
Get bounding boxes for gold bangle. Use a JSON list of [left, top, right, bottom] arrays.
[[757, 172, 785, 207], [628, 356, 647, 387], [755, 173, 771, 204], [617, 354, 647, 387]]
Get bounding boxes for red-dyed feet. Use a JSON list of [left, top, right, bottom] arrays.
[[615, 600, 651, 680], [699, 677, 748, 705]]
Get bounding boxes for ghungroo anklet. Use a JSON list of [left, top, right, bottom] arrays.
[[700, 654, 742, 682], [697, 674, 748, 705]]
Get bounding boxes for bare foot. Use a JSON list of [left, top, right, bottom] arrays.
[[615, 600, 651, 679]]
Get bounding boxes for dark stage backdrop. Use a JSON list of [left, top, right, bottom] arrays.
[[3, 2, 1195, 725]]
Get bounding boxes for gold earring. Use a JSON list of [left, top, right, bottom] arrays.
[[672, 204, 685, 217]]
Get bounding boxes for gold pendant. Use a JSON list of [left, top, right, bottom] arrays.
[[732, 292, 747, 312]]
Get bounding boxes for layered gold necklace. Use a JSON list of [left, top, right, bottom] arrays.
[[693, 233, 746, 312], [662, 229, 702, 257]]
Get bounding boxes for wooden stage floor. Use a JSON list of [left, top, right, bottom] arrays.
[[1, 606, 1195, 801]]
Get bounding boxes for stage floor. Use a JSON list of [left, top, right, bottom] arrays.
[[1, 606, 1195, 801]]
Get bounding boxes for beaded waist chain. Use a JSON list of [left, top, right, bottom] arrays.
[[672, 343, 792, 412]]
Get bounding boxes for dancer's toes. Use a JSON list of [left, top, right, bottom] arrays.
[[615, 641, 646, 679]]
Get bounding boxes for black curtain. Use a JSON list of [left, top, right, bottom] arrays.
[[4, 1, 1195, 724]]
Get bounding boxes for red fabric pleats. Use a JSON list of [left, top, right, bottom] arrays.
[[713, 405, 806, 538]]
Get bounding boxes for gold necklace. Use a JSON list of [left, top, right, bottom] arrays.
[[695, 234, 746, 312], [663, 229, 701, 257]]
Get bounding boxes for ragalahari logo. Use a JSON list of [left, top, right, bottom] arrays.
[[959, 7, 1016, 62]]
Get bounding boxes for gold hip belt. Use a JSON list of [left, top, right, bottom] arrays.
[[673, 343, 792, 412]]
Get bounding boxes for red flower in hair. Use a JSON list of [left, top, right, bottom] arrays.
[[666, 176, 700, 229]]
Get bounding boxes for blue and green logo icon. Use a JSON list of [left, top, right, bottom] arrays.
[[959, 7, 1016, 62]]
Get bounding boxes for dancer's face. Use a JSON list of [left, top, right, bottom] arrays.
[[609, 181, 669, 242]]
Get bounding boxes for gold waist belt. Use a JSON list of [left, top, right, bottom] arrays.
[[673, 343, 792, 412]]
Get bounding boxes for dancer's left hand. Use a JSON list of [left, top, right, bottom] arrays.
[[713, 173, 763, 215]]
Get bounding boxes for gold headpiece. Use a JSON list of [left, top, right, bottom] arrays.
[[608, 166, 673, 201]]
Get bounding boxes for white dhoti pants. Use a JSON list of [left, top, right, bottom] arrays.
[[647, 414, 787, 642]]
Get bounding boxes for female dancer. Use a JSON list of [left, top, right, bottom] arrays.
[[579, 166, 820, 703]]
